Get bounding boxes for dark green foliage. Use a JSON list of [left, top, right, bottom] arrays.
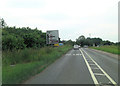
[[76, 35, 86, 47], [2, 26, 46, 50], [2, 34, 18, 50], [0, 18, 7, 28], [62, 39, 75, 46], [76, 35, 114, 47], [92, 38, 102, 46], [102, 40, 114, 45]]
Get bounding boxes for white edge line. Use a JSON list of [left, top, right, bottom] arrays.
[[82, 48, 117, 85], [79, 49, 99, 85]]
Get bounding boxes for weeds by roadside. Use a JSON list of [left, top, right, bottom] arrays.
[[90, 45, 119, 55], [2, 45, 72, 84]]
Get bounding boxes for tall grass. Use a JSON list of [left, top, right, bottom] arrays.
[[2, 45, 72, 84], [90, 45, 119, 55]]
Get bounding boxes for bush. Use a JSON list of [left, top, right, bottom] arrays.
[[2, 35, 17, 50], [2, 27, 46, 50]]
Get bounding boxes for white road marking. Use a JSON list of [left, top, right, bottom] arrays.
[[79, 54, 82, 55], [81, 48, 117, 85], [70, 54, 82, 56], [76, 54, 79, 55], [73, 54, 75, 55], [92, 68, 100, 70], [66, 54, 71, 55], [80, 49, 99, 85], [94, 73, 105, 76], [66, 53, 83, 56]]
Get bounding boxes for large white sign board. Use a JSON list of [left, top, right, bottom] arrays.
[[46, 30, 59, 44]]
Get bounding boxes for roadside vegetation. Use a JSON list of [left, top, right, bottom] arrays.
[[90, 45, 120, 55], [2, 26, 46, 50], [1, 18, 119, 84], [76, 35, 120, 55], [1, 25, 73, 84], [76, 35, 117, 47], [2, 45, 72, 84]]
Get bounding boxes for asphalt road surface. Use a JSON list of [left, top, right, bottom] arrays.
[[24, 48, 118, 85]]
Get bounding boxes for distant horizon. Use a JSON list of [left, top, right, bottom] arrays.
[[3, 25, 118, 43], [0, 0, 118, 42]]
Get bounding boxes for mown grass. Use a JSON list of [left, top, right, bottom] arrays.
[[2, 45, 72, 84], [90, 45, 120, 55]]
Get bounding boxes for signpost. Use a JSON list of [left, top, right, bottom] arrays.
[[46, 30, 59, 45]]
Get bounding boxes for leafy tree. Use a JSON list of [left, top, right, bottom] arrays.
[[2, 26, 46, 50], [86, 37, 93, 46], [0, 18, 7, 28], [2, 34, 17, 50], [76, 35, 102, 47], [102, 40, 113, 45], [92, 38, 102, 46], [16, 36, 26, 49], [76, 35, 86, 47], [64, 39, 75, 46]]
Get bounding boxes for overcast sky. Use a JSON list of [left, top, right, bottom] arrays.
[[0, 0, 119, 42]]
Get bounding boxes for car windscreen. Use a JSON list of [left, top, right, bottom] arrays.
[[74, 45, 78, 48]]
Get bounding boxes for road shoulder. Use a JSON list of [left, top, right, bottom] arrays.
[[88, 48, 119, 60]]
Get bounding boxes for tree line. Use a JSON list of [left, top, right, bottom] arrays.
[[76, 35, 119, 47], [2, 26, 46, 50], [2, 26, 119, 51], [1, 18, 119, 51]]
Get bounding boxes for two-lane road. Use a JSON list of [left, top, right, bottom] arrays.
[[24, 48, 118, 85]]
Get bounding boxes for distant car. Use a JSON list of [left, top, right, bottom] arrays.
[[74, 45, 79, 50], [83, 45, 88, 48]]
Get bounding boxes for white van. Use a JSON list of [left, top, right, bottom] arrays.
[[74, 45, 79, 50]]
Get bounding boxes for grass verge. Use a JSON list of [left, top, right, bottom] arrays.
[[2, 45, 72, 84], [90, 45, 120, 55]]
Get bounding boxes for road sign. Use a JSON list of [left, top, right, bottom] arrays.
[[46, 30, 59, 44]]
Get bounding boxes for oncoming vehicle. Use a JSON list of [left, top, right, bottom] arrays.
[[74, 45, 79, 50], [83, 45, 88, 48]]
